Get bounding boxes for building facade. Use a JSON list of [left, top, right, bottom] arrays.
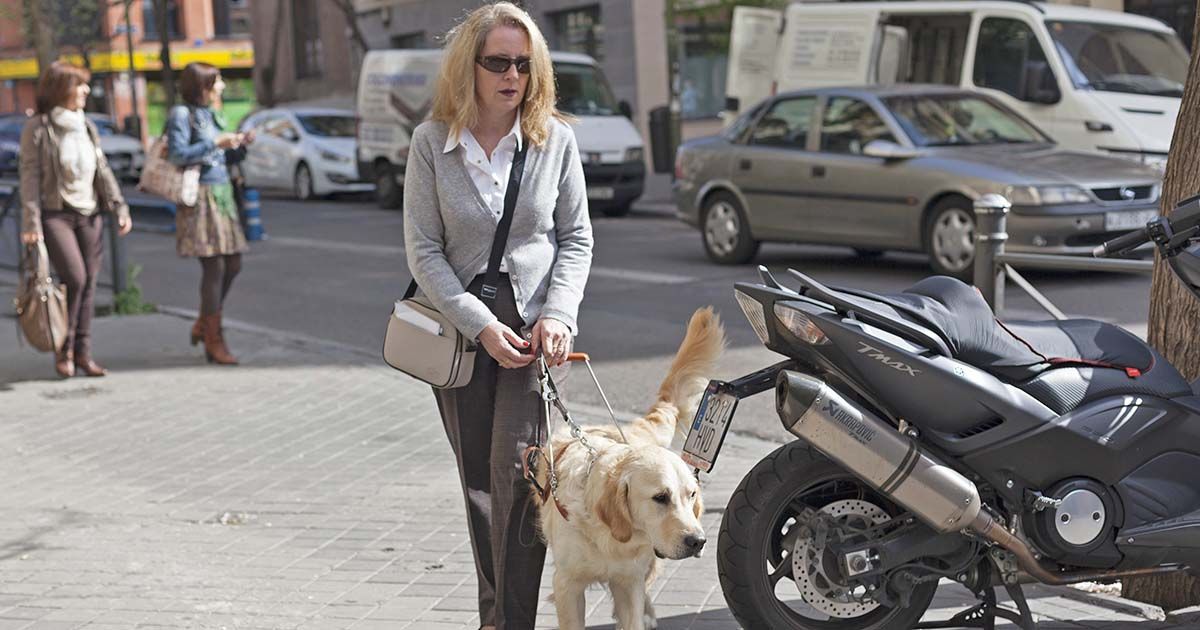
[[250, 0, 359, 108], [353, 0, 669, 161], [0, 0, 255, 141]]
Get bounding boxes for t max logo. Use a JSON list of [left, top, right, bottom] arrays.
[[857, 343, 922, 376]]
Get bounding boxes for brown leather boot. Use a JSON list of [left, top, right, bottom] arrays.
[[74, 354, 108, 377], [54, 348, 74, 378], [190, 317, 203, 346], [201, 312, 238, 365]]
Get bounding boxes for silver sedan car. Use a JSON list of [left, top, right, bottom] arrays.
[[674, 85, 1162, 277]]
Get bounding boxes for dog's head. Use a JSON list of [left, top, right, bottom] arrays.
[[594, 445, 706, 559]]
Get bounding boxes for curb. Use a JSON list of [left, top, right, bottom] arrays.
[[154, 305, 380, 363], [1039, 584, 1167, 621]]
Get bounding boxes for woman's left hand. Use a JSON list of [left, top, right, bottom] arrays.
[[531, 318, 572, 367], [117, 214, 133, 236]]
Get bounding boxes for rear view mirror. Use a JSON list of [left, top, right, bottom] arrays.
[[1022, 61, 1061, 105], [862, 140, 920, 161], [618, 100, 633, 119]]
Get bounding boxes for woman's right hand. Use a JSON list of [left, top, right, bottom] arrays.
[[215, 132, 241, 149], [478, 321, 534, 369], [20, 231, 40, 245]]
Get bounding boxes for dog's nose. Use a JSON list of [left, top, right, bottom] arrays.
[[684, 534, 707, 554]]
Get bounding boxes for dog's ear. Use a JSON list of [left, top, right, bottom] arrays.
[[595, 475, 634, 543]]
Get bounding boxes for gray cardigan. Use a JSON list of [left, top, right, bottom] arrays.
[[403, 118, 593, 340]]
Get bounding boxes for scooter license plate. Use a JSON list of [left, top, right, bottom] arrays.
[[682, 381, 739, 473]]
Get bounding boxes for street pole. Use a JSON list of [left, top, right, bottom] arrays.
[[973, 194, 1010, 313], [123, 0, 141, 139]]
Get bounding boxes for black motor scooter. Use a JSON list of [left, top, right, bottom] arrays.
[[682, 195, 1200, 629]]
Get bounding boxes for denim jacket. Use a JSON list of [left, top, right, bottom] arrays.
[[165, 105, 245, 185]]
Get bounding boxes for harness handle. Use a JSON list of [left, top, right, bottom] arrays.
[[566, 352, 589, 362]]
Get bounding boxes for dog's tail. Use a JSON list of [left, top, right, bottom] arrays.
[[640, 307, 726, 447]]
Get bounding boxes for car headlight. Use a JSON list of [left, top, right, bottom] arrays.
[[624, 147, 644, 163], [0, 140, 19, 153], [1003, 185, 1091, 205], [1140, 153, 1168, 172], [320, 150, 352, 164]]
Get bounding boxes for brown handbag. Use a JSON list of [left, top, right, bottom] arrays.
[[14, 240, 68, 353]]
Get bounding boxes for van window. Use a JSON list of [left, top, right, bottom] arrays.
[[749, 97, 816, 149], [820, 97, 896, 155], [554, 62, 619, 116], [974, 18, 1054, 102], [1047, 21, 1187, 97]]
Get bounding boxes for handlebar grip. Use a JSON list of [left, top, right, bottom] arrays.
[[1094, 227, 1152, 258], [566, 352, 590, 363]]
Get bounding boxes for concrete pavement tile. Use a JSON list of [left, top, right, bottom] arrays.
[[0, 622, 31, 630]]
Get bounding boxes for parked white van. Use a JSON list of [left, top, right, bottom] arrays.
[[357, 49, 646, 215], [725, 1, 1188, 170]]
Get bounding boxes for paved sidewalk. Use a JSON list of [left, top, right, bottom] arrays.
[[0, 297, 1194, 628]]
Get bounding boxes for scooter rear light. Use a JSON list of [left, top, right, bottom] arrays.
[[774, 303, 828, 345], [735, 290, 770, 345]]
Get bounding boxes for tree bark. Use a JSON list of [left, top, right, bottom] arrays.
[[259, 0, 288, 107], [153, 0, 177, 109], [27, 0, 57, 75], [1121, 0, 1200, 612]]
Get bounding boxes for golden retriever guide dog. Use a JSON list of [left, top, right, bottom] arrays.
[[531, 307, 725, 630]]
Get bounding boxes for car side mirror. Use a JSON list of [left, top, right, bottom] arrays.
[[862, 140, 920, 161], [618, 100, 633, 120], [1022, 61, 1061, 105]]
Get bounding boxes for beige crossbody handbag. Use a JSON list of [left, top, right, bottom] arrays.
[[383, 142, 527, 388], [137, 107, 201, 206], [14, 240, 68, 353]]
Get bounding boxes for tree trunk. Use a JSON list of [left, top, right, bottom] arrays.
[[153, 0, 177, 109], [1122, 0, 1200, 612], [27, 0, 57, 74], [259, 0, 289, 107]]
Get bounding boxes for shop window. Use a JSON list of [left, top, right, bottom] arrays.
[[294, 0, 323, 79], [142, 0, 181, 40]]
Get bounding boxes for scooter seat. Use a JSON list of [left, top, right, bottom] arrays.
[[835, 276, 1191, 413]]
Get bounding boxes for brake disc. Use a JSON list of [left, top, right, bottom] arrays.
[[792, 499, 891, 618]]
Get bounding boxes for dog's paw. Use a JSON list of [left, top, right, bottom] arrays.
[[643, 612, 658, 629]]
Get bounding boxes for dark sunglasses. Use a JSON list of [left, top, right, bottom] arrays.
[[476, 55, 532, 74]]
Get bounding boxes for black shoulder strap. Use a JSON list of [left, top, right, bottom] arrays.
[[404, 140, 529, 302]]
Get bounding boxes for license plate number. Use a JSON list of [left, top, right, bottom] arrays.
[[682, 381, 739, 473], [587, 186, 615, 200], [1105, 209, 1158, 232]]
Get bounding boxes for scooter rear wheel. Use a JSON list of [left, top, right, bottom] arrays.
[[717, 442, 938, 629]]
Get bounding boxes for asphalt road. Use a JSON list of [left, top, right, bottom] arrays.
[[114, 190, 1154, 442]]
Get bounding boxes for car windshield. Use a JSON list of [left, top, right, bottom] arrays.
[[297, 115, 356, 137], [883, 94, 1049, 147], [553, 62, 619, 116], [1047, 21, 1188, 97]]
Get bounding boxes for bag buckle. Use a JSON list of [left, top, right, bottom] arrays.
[[480, 284, 498, 299]]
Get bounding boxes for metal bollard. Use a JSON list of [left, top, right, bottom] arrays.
[[973, 194, 1010, 312], [242, 188, 266, 241], [108, 213, 128, 295]]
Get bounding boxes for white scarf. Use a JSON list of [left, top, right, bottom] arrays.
[[49, 107, 98, 211]]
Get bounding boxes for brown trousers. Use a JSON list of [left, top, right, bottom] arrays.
[[41, 209, 104, 357], [433, 274, 547, 630]]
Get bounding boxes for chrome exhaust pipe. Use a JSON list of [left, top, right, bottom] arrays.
[[777, 371, 982, 533], [776, 371, 1185, 585]]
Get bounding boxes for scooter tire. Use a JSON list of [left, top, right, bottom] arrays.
[[717, 441, 938, 630]]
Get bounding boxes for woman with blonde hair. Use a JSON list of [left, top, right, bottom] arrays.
[[403, 3, 593, 628], [19, 61, 132, 378]]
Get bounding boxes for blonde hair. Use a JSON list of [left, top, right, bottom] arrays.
[[431, 2, 568, 147]]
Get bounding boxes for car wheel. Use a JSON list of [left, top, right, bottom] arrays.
[[702, 191, 760, 265], [294, 163, 315, 201], [924, 197, 976, 280], [375, 163, 403, 210]]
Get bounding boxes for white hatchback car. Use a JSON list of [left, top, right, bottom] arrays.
[[238, 108, 371, 200]]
